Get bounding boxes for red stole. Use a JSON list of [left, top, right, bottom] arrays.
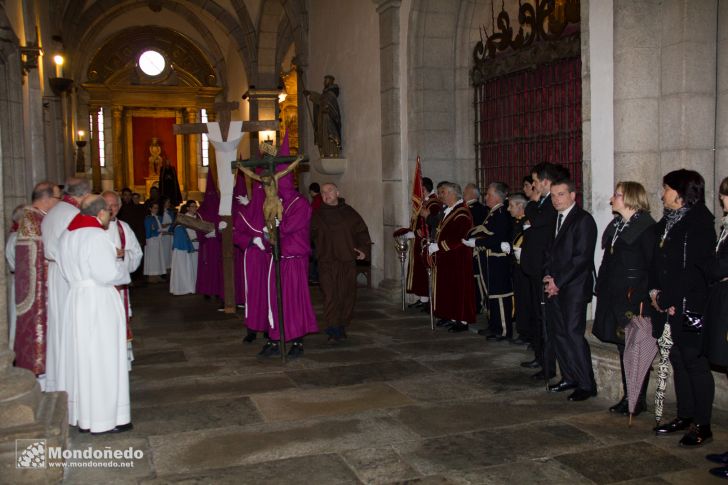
[[114, 220, 133, 342]]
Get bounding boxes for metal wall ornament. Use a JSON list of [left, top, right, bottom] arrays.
[[472, 0, 580, 85]]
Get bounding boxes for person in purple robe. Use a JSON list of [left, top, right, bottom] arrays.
[[257, 134, 318, 358], [196, 171, 224, 301], [226, 170, 248, 307], [234, 172, 271, 343]]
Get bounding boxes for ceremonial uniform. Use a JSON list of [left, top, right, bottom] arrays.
[[407, 193, 440, 298], [433, 200, 475, 324], [511, 214, 532, 341], [471, 203, 514, 337]]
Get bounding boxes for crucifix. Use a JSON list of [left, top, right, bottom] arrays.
[[233, 145, 307, 361], [173, 102, 277, 314]]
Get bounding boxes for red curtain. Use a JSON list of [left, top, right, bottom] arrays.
[[476, 57, 582, 201], [131, 117, 177, 186]]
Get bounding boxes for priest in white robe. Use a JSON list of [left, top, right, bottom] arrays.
[[40, 177, 90, 392], [103, 191, 143, 370], [57, 195, 133, 434]]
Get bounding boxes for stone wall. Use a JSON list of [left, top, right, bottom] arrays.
[[306, 0, 385, 285]]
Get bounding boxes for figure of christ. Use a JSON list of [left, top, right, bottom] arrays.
[[237, 155, 304, 244]]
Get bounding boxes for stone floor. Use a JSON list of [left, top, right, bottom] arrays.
[[61, 282, 728, 484]]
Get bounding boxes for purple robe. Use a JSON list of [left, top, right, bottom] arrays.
[[234, 179, 271, 332], [232, 171, 246, 305], [196, 171, 224, 298], [267, 172, 318, 341]]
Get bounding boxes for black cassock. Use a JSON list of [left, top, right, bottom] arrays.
[[159, 164, 183, 206]]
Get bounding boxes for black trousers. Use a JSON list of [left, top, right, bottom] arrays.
[[669, 337, 715, 425], [487, 295, 513, 337], [528, 275, 551, 369], [513, 266, 532, 340], [545, 291, 595, 391]]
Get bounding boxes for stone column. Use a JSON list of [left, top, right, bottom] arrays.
[[612, 0, 661, 215], [89, 105, 101, 193], [186, 108, 199, 192], [375, 0, 406, 292], [659, 0, 717, 211], [112, 106, 124, 190]]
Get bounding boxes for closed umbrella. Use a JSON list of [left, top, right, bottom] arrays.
[[623, 310, 657, 425], [654, 318, 673, 425]]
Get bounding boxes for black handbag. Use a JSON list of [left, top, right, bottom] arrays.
[[680, 235, 704, 333]]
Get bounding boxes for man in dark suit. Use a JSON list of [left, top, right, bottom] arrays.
[[519, 163, 565, 375], [543, 178, 598, 401], [464, 183, 487, 226]]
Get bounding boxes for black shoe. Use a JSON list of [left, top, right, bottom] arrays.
[[609, 397, 629, 415], [531, 370, 556, 380], [495, 336, 510, 342], [548, 380, 578, 393], [707, 452, 728, 465], [243, 331, 257, 343], [526, 343, 534, 350], [520, 359, 541, 369], [510, 337, 528, 345], [436, 319, 453, 327], [654, 417, 692, 436], [408, 300, 425, 308], [325, 326, 344, 343], [568, 388, 597, 401], [448, 322, 469, 333], [78, 427, 90, 433], [258, 341, 280, 357], [679, 424, 713, 447], [288, 342, 304, 359], [91, 422, 133, 435], [485, 334, 498, 341], [338, 326, 348, 339], [709, 467, 728, 479]]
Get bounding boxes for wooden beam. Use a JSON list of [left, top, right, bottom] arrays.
[[172, 120, 278, 135]]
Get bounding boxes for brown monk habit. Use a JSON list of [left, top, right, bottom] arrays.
[[311, 198, 372, 330]]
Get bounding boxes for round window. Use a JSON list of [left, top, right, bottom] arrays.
[[138, 50, 166, 76]]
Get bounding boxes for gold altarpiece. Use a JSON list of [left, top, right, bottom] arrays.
[[81, 26, 222, 196]]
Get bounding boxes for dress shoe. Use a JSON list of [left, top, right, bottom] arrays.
[[679, 424, 713, 447], [91, 422, 133, 435], [609, 397, 629, 415], [531, 369, 556, 380], [510, 337, 528, 345], [568, 388, 597, 401], [287, 342, 304, 359], [78, 427, 90, 433], [654, 417, 692, 436], [706, 452, 728, 465], [448, 322, 469, 333], [709, 467, 728, 480], [520, 359, 541, 369], [436, 319, 453, 328], [485, 334, 498, 341], [548, 380, 578, 393], [243, 331, 257, 343], [408, 300, 424, 309], [257, 341, 280, 357]]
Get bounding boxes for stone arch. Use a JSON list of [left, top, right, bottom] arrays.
[[258, 0, 286, 87], [63, 0, 256, 87], [72, 2, 228, 90], [280, 0, 309, 68]]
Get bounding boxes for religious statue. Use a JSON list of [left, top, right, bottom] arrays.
[[303, 75, 342, 158], [237, 153, 304, 245], [148, 137, 163, 176]]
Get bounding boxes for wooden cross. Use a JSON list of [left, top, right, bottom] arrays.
[[173, 102, 277, 314]]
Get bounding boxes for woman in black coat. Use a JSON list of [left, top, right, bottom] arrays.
[[704, 177, 728, 478], [593, 181, 656, 415], [649, 169, 715, 447]]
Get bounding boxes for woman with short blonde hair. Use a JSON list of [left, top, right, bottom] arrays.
[[615, 181, 650, 213]]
